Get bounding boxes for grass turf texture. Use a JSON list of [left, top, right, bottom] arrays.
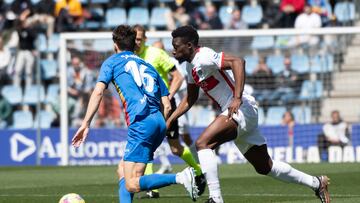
[[0, 163, 359, 203]]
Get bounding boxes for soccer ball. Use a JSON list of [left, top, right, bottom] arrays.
[[59, 193, 85, 203]]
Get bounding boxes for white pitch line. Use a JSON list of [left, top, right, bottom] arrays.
[[0, 194, 359, 198]]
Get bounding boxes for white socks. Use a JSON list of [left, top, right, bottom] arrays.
[[198, 149, 222, 200], [268, 160, 320, 190]]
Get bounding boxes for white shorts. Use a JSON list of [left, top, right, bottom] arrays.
[[221, 99, 266, 154]]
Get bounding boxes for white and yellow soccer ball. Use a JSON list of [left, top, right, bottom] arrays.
[[59, 193, 85, 203]]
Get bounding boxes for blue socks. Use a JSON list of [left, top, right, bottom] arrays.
[[119, 178, 134, 203], [139, 174, 177, 191]]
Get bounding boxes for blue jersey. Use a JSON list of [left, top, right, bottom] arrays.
[[97, 51, 169, 126]]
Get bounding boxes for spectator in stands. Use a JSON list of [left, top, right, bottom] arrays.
[[0, 0, 6, 31], [27, 0, 55, 38], [308, 0, 330, 24], [282, 111, 295, 147], [0, 36, 11, 85], [199, 3, 223, 30], [10, 0, 32, 17], [251, 57, 274, 103], [279, 0, 305, 27], [165, 0, 192, 30], [67, 56, 95, 127], [270, 56, 299, 102], [0, 94, 11, 128], [318, 110, 350, 161], [95, 89, 123, 128], [289, 4, 321, 47], [13, 9, 37, 88], [55, 0, 83, 32], [262, 0, 282, 28], [226, 8, 248, 30]]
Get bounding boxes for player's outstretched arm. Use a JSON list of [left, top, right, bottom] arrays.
[[166, 83, 199, 128], [72, 82, 106, 147], [161, 95, 171, 120], [222, 53, 246, 118]]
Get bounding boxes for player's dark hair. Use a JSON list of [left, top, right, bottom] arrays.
[[171, 25, 199, 46], [112, 25, 136, 51], [133, 24, 146, 37]]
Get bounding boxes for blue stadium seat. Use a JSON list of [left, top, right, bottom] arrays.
[[4, 0, 14, 4], [23, 85, 46, 105], [105, 8, 126, 28], [275, 35, 291, 49], [40, 59, 57, 80], [128, 7, 149, 26], [12, 110, 33, 129], [45, 84, 59, 105], [266, 55, 285, 74], [36, 34, 47, 53], [291, 54, 310, 73], [244, 55, 258, 75], [291, 106, 311, 124], [31, 0, 40, 4], [150, 7, 170, 28], [310, 55, 322, 73], [34, 110, 55, 129], [299, 80, 323, 100], [241, 5, 263, 26], [47, 34, 60, 53], [323, 54, 334, 72], [1, 85, 22, 105], [265, 106, 286, 125], [219, 6, 235, 27], [251, 36, 274, 50], [91, 0, 109, 4], [334, 2, 355, 23], [258, 107, 265, 125]]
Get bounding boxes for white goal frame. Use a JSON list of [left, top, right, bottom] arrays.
[[59, 26, 360, 166]]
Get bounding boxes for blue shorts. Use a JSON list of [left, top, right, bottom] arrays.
[[123, 111, 166, 163]]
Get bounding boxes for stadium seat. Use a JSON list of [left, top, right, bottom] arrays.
[[162, 38, 173, 51], [36, 34, 47, 52], [291, 106, 311, 124], [334, 2, 355, 23], [258, 107, 265, 125], [31, 0, 40, 4], [40, 59, 57, 80], [93, 39, 113, 52], [150, 7, 170, 29], [322, 54, 334, 72], [310, 55, 322, 73], [266, 55, 285, 74], [85, 7, 104, 30], [1, 85, 22, 105], [47, 34, 60, 53], [34, 110, 55, 129], [244, 55, 258, 75], [105, 8, 126, 28], [91, 0, 109, 4], [265, 106, 286, 125], [299, 80, 323, 100], [250, 36, 274, 50], [219, 6, 235, 27], [23, 85, 46, 105], [45, 84, 59, 105], [275, 35, 291, 49], [127, 7, 149, 26], [12, 110, 33, 129], [291, 54, 310, 73], [241, 5, 263, 26]]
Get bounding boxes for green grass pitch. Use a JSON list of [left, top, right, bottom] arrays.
[[0, 163, 359, 203]]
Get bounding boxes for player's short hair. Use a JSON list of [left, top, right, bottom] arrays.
[[133, 24, 146, 37], [112, 25, 136, 51], [171, 25, 199, 46]]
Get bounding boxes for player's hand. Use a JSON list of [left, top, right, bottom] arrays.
[[72, 124, 89, 148], [227, 97, 242, 120]]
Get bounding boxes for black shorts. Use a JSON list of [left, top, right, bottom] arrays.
[[166, 97, 179, 139]]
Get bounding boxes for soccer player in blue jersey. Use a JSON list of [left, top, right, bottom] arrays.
[[71, 25, 199, 202]]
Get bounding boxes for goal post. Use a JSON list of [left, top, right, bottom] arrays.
[[59, 27, 360, 166]]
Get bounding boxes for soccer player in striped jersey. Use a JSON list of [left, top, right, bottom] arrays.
[[167, 25, 330, 203], [71, 25, 199, 203]]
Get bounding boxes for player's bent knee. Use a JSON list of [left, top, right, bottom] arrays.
[[125, 179, 140, 193], [195, 138, 209, 150]]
